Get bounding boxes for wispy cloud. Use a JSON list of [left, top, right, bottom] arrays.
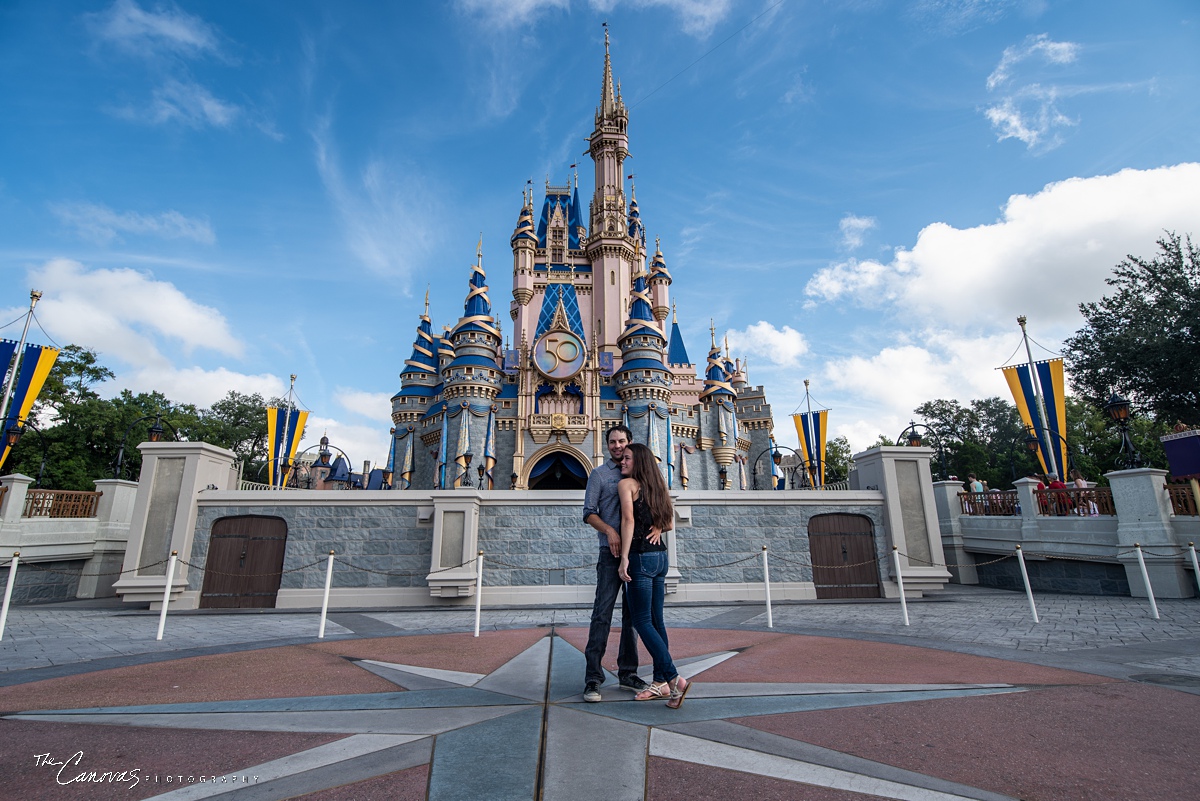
[[983, 34, 1080, 150], [144, 79, 240, 127], [838, 213, 876, 250], [457, 0, 733, 38], [311, 115, 438, 288], [51, 201, 215, 245], [86, 0, 220, 59], [909, 0, 1021, 36]]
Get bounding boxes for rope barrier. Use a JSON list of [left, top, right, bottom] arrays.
[[177, 557, 327, 578], [334, 556, 477, 578], [5, 557, 170, 578]]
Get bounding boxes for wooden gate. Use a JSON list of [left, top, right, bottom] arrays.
[[199, 516, 288, 609], [808, 513, 881, 599]]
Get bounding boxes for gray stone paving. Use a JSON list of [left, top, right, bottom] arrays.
[[0, 586, 1197, 680]]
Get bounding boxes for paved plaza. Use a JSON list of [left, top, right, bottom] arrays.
[[1, 586, 1198, 799]]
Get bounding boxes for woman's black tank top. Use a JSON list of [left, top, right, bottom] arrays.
[[632, 493, 667, 553]]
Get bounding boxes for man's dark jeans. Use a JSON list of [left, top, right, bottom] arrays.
[[584, 548, 639, 686]]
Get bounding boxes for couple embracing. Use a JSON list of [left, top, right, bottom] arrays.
[[581, 424, 692, 708]]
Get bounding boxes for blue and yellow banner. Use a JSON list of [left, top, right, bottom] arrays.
[[0, 342, 59, 471], [266, 407, 308, 487], [792, 409, 828, 486], [1001, 359, 1068, 478]]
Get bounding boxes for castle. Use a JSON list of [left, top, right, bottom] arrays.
[[389, 35, 775, 491]]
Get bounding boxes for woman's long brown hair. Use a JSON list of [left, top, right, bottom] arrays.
[[626, 442, 673, 530]]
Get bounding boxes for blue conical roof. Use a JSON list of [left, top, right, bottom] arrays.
[[668, 319, 691, 365]]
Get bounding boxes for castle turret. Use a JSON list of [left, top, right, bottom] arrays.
[[511, 186, 537, 329], [648, 237, 671, 323], [586, 28, 636, 358], [444, 244, 502, 404], [615, 263, 672, 461], [391, 290, 440, 425]]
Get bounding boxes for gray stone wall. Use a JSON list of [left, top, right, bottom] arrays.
[[977, 557, 1130, 596], [190, 503, 432, 592], [190, 493, 887, 593], [7, 559, 83, 605]]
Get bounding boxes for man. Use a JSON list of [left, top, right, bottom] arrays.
[[581, 424, 648, 702]]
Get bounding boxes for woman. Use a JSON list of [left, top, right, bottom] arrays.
[[616, 442, 692, 708]]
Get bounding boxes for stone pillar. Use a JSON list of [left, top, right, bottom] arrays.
[[0, 474, 33, 553], [853, 446, 950, 594], [1107, 467, 1193, 598], [76, 479, 138, 599], [427, 490, 482, 597], [112, 442, 237, 608], [932, 479, 977, 584]]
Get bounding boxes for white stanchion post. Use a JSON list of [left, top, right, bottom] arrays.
[[155, 551, 178, 641], [473, 550, 484, 638], [317, 550, 335, 639], [892, 546, 910, 626], [0, 552, 20, 641], [1133, 543, 1159, 620], [1189, 543, 1200, 594], [1015, 545, 1039, 624], [761, 545, 773, 629]]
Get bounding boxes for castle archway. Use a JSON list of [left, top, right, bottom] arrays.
[[526, 448, 591, 490]]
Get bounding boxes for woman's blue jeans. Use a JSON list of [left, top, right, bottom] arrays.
[[625, 550, 677, 684]]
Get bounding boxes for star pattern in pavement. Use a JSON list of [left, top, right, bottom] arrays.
[[9, 631, 1024, 800]]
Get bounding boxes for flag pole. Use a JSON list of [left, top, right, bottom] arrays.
[[0, 290, 42, 427], [277, 374, 296, 487], [1017, 316, 1060, 478], [804, 379, 819, 487]]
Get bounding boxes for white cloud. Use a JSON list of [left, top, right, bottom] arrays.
[[88, 0, 220, 58], [839, 213, 876, 250], [311, 116, 438, 286], [24, 259, 242, 367], [455, 0, 569, 28], [121, 366, 285, 408], [337, 388, 394, 421], [299, 416, 393, 471], [51, 202, 214, 245], [805, 163, 1200, 332], [983, 34, 1081, 150], [726, 320, 808, 368]]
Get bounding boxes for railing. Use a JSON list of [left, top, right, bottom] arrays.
[[238, 480, 302, 491], [22, 489, 102, 518], [1034, 487, 1115, 516], [1167, 484, 1198, 516], [959, 491, 1019, 516]]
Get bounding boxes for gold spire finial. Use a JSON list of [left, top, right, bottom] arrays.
[[709, 319, 716, 348], [672, 302, 677, 324], [724, 334, 730, 358], [477, 233, 483, 259], [423, 285, 430, 317]]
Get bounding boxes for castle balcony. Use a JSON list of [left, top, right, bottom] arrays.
[[528, 413, 589, 444]]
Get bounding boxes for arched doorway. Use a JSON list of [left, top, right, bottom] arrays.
[[807, 513, 881, 599], [200, 515, 288, 608], [528, 451, 589, 490]]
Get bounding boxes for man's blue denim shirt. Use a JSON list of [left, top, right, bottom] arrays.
[[582, 460, 622, 549]]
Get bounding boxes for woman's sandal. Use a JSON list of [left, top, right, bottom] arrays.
[[666, 675, 692, 709], [634, 681, 672, 701]]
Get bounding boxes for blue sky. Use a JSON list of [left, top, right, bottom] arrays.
[[2, 0, 1198, 465]]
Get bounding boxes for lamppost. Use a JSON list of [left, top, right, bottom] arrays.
[[1104, 393, 1144, 470], [717, 464, 728, 491], [2, 416, 48, 487], [895, 421, 949, 480], [477, 463, 486, 488], [1005, 426, 1075, 481], [461, 450, 474, 487], [510, 472, 519, 490], [112, 412, 178, 480], [751, 444, 809, 489]]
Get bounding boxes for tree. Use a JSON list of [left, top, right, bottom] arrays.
[[912, 396, 1028, 488], [823, 435, 851, 482], [1064, 232, 1200, 426]]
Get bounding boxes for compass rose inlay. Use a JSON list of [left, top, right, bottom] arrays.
[[9, 632, 1024, 800]]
